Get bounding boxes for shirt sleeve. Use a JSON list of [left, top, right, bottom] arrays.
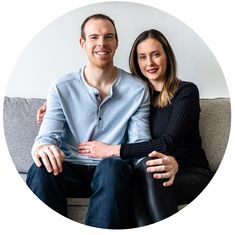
[[126, 85, 151, 143], [31, 83, 66, 156], [120, 82, 200, 159]]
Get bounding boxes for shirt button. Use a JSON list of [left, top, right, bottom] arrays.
[[99, 117, 102, 121]]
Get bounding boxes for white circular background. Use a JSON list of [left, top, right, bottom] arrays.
[[0, 1, 234, 234]]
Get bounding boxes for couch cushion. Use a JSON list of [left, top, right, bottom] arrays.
[[3, 97, 231, 174], [3, 97, 46, 173], [199, 98, 231, 172]]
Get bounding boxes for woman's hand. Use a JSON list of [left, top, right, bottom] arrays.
[[78, 141, 120, 159], [146, 151, 179, 187], [37, 102, 47, 124]]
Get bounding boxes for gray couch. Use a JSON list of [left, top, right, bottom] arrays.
[[3, 96, 231, 223]]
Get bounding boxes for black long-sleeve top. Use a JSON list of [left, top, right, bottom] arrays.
[[120, 81, 210, 169]]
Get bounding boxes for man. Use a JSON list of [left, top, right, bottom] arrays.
[[26, 14, 151, 229]]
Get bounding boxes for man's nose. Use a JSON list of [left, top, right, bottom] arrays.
[[97, 37, 106, 46]]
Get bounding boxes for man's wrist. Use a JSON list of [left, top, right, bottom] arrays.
[[110, 145, 121, 157]]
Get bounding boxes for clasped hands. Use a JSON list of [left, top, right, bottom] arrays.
[[78, 141, 178, 187]]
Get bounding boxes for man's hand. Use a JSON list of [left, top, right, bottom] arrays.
[[37, 102, 47, 124], [146, 151, 179, 187], [33, 144, 65, 175], [78, 141, 120, 158]]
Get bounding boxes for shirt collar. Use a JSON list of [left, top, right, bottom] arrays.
[[80, 66, 121, 97]]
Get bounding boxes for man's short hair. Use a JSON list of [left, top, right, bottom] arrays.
[[81, 13, 118, 40]]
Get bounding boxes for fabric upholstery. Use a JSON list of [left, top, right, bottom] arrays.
[[3, 96, 231, 223], [199, 98, 231, 172], [3, 97, 45, 173]]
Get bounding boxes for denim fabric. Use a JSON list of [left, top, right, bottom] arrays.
[[26, 158, 134, 229], [26, 162, 96, 216], [85, 158, 133, 229]]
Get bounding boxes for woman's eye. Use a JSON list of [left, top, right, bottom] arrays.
[[139, 56, 146, 60], [153, 53, 160, 58]]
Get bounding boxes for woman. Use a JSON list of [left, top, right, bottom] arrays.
[[37, 29, 213, 227]]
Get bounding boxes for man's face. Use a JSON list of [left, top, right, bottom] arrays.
[[80, 18, 118, 69]]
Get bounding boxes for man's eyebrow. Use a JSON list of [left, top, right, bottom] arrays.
[[106, 33, 115, 36], [88, 34, 99, 38], [88, 33, 115, 37]]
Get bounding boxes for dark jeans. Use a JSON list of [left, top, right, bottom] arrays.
[[26, 157, 133, 229], [130, 157, 213, 227], [26, 156, 213, 229], [85, 157, 133, 228]]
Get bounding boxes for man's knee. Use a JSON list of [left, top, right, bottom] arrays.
[[93, 157, 131, 189], [27, 163, 48, 183], [96, 157, 131, 176], [26, 163, 61, 190], [26, 164, 67, 216]]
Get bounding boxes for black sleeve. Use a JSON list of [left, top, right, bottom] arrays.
[[120, 82, 200, 159]]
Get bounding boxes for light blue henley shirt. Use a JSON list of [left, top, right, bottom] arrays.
[[32, 67, 151, 165]]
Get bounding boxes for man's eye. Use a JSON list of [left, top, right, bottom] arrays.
[[90, 36, 98, 40], [106, 35, 115, 40]]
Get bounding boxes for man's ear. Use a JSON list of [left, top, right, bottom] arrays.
[[80, 37, 85, 48]]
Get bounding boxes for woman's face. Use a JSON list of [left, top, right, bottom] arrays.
[[137, 38, 167, 83]]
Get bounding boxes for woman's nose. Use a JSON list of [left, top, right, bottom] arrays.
[[146, 57, 154, 65]]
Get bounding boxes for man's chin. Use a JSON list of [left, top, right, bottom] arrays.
[[94, 61, 113, 69]]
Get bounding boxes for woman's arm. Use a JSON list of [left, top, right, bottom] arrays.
[[78, 141, 178, 187], [78, 83, 200, 161], [120, 82, 200, 159]]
